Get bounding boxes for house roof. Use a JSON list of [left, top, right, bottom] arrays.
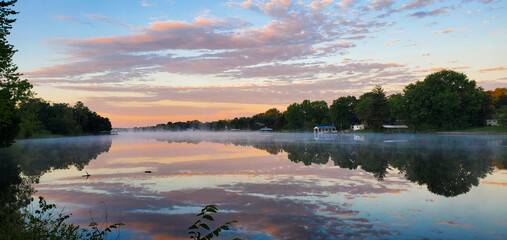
[[314, 126, 336, 129], [382, 125, 409, 129]]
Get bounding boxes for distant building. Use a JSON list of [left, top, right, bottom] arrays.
[[486, 119, 498, 126], [353, 124, 365, 131], [382, 125, 409, 133], [260, 127, 273, 132], [314, 126, 337, 134]]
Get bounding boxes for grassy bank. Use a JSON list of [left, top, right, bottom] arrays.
[[27, 130, 66, 139], [445, 126, 507, 133]]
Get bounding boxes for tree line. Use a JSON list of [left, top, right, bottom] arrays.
[[0, 1, 111, 147], [17, 99, 112, 138], [139, 71, 505, 132]]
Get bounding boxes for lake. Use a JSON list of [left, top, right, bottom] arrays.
[[1, 132, 506, 239]]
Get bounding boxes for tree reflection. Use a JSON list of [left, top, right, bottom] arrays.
[[218, 135, 499, 197], [285, 142, 331, 165], [1, 136, 112, 182], [152, 133, 501, 197], [0, 136, 112, 235], [389, 137, 494, 197]]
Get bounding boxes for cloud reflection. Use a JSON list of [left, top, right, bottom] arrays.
[[4, 133, 506, 239]]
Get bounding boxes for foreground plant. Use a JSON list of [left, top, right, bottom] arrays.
[[188, 204, 240, 240], [24, 196, 124, 240]]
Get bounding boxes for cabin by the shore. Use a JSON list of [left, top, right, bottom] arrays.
[[314, 126, 337, 134], [352, 124, 365, 131], [486, 119, 499, 126]]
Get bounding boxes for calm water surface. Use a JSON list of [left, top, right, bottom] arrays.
[[4, 132, 507, 239]]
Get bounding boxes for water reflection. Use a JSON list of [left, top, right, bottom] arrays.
[[153, 133, 503, 197], [0, 133, 506, 239], [0, 136, 112, 237]]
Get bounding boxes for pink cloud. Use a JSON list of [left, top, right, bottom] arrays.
[[414, 67, 446, 72], [433, 28, 468, 34], [368, 0, 395, 11], [56, 15, 75, 20], [398, 0, 434, 10], [482, 182, 507, 187], [436, 221, 458, 226], [31, 1, 398, 83], [479, 66, 506, 72]]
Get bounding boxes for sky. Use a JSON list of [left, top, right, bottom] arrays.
[[9, 0, 507, 127]]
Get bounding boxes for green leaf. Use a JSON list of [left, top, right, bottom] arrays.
[[200, 223, 210, 230], [204, 232, 214, 239], [202, 215, 214, 221]]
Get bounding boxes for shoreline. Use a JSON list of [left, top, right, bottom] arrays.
[[436, 132, 507, 136]]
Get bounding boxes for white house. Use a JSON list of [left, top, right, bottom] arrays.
[[486, 119, 498, 126], [353, 124, 365, 131]]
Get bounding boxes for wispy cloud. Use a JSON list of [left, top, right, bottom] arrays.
[[414, 67, 446, 72], [407, 8, 450, 18], [479, 66, 506, 72], [451, 66, 470, 70], [433, 28, 468, 34], [141, 0, 152, 7], [86, 14, 140, 30], [55, 15, 92, 25]]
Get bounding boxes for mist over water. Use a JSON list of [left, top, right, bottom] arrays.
[[1, 132, 506, 239]]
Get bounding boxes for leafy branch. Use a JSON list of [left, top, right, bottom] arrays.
[[188, 204, 240, 240]]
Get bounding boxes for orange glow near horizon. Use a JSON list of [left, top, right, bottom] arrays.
[[95, 100, 287, 127]]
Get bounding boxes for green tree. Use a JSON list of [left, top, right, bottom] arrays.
[[0, 88, 19, 147], [0, 0, 33, 147], [354, 86, 389, 130], [73, 101, 90, 129], [403, 70, 483, 130], [368, 85, 389, 130], [355, 92, 372, 126], [284, 103, 304, 130], [301, 100, 329, 128], [261, 108, 282, 129], [497, 106, 507, 125], [388, 93, 405, 124], [17, 98, 43, 138], [274, 113, 286, 131], [329, 96, 358, 130]]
